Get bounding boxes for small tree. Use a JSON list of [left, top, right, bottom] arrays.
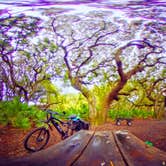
[[0, 14, 59, 103], [0, 14, 42, 101]]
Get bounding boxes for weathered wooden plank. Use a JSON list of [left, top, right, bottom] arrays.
[[0, 130, 94, 166], [72, 131, 126, 166], [114, 130, 166, 166]]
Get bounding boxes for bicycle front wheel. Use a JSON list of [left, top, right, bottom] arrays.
[[24, 127, 50, 152]]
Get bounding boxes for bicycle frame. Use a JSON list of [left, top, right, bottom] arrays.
[[45, 112, 70, 139]]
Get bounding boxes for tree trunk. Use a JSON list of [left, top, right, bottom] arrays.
[[154, 93, 165, 119], [164, 97, 166, 119], [0, 81, 3, 101], [70, 77, 99, 126], [100, 79, 128, 124], [87, 95, 99, 126]]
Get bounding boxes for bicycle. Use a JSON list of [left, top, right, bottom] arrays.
[[24, 109, 89, 152]]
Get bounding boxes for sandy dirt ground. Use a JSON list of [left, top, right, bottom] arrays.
[[0, 119, 166, 158]]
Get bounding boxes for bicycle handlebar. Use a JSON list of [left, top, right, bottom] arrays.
[[45, 109, 66, 118], [41, 109, 66, 124], [45, 109, 59, 115]]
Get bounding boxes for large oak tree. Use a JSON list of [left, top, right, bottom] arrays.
[[49, 12, 165, 124]]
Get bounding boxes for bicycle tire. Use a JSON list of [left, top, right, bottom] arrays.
[[24, 127, 50, 152]]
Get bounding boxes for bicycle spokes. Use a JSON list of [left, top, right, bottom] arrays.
[[24, 128, 50, 152], [36, 130, 46, 142]]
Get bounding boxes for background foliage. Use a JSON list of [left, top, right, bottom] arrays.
[[0, 78, 164, 128], [0, 11, 165, 128], [0, 97, 45, 128]]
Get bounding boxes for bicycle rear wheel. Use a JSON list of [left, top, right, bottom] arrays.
[[24, 127, 50, 152]]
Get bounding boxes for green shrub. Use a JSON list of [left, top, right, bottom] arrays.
[[109, 109, 154, 119], [0, 97, 45, 129], [54, 103, 89, 121]]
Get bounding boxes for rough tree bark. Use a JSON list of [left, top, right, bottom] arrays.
[[99, 43, 151, 124], [70, 77, 98, 125]]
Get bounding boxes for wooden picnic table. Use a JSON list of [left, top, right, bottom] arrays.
[[0, 130, 166, 166]]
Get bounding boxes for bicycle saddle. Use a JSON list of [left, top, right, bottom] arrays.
[[68, 115, 77, 119]]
